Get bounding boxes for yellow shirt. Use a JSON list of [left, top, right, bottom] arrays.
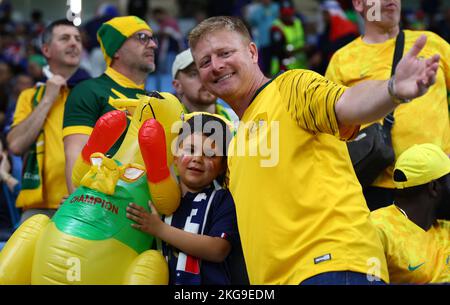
[[12, 87, 69, 209], [228, 70, 389, 284], [326, 30, 450, 188], [371, 205, 450, 283]]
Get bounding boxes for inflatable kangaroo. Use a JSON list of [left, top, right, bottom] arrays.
[[0, 94, 183, 284]]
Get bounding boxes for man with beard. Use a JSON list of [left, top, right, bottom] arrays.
[[7, 19, 90, 222], [370, 143, 450, 284], [171, 49, 234, 121], [63, 16, 160, 193], [326, 0, 450, 211]]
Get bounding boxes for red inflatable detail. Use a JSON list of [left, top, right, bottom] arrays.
[[139, 119, 170, 183], [82, 110, 127, 162]]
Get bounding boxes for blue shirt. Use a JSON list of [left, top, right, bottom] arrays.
[[163, 185, 239, 285]]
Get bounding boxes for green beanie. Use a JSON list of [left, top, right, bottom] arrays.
[[97, 16, 152, 66]]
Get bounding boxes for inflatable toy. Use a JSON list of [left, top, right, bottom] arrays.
[[73, 92, 183, 215], [0, 106, 180, 284]]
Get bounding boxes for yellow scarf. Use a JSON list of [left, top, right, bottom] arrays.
[[15, 86, 45, 208]]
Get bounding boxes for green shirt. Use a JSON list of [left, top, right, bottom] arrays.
[[63, 68, 147, 155]]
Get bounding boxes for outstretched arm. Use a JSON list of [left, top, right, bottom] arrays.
[[127, 202, 231, 263], [336, 35, 440, 126]]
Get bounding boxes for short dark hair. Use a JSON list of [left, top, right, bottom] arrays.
[[394, 172, 450, 198], [41, 19, 78, 45], [177, 113, 233, 157], [394, 183, 428, 198], [436, 173, 450, 219]]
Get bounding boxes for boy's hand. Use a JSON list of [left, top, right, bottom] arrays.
[[126, 201, 162, 236]]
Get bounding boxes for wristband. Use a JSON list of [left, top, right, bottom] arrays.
[[388, 76, 411, 105]]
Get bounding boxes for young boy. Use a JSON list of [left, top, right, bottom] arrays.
[[126, 113, 241, 285]]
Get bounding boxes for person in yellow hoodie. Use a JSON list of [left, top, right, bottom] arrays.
[[370, 143, 450, 283], [7, 19, 90, 223]]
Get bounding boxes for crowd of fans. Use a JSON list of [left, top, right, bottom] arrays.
[[0, 0, 449, 284], [0, 0, 450, 284]]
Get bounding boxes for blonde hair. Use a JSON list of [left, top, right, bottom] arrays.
[[188, 16, 252, 50]]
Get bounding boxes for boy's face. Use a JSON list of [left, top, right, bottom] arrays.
[[175, 132, 225, 192]]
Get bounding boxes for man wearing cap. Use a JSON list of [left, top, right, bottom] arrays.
[[63, 16, 180, 193], [172, 49, 234, 121], [370, 143, 450, 284]]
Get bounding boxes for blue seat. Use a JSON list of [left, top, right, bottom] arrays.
[[0, 181, 21, 251], [145, 73, 175, 93]]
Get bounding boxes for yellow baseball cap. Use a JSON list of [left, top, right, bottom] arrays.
[[393, 143, 450, 189]]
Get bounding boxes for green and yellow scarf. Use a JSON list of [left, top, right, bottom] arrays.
[[16, 86, 46, 208]]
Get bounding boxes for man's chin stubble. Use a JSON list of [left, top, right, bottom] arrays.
[[140, 65, 155, 74]]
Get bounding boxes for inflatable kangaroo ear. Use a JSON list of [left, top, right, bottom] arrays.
[[121, 163, 146, 183], [80, 153, 121, 195], [90, 154, 104, 166]]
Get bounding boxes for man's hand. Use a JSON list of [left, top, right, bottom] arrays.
[[7, 75, 67, 156], [43, 75, 67, 104], [394, 35, 440, 100], [0, 152, 11, 176]]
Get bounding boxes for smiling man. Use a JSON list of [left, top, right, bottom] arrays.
[[189, 16, 440, 284], [63, 16, 159, 193], [7, 19, 90, 222]]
